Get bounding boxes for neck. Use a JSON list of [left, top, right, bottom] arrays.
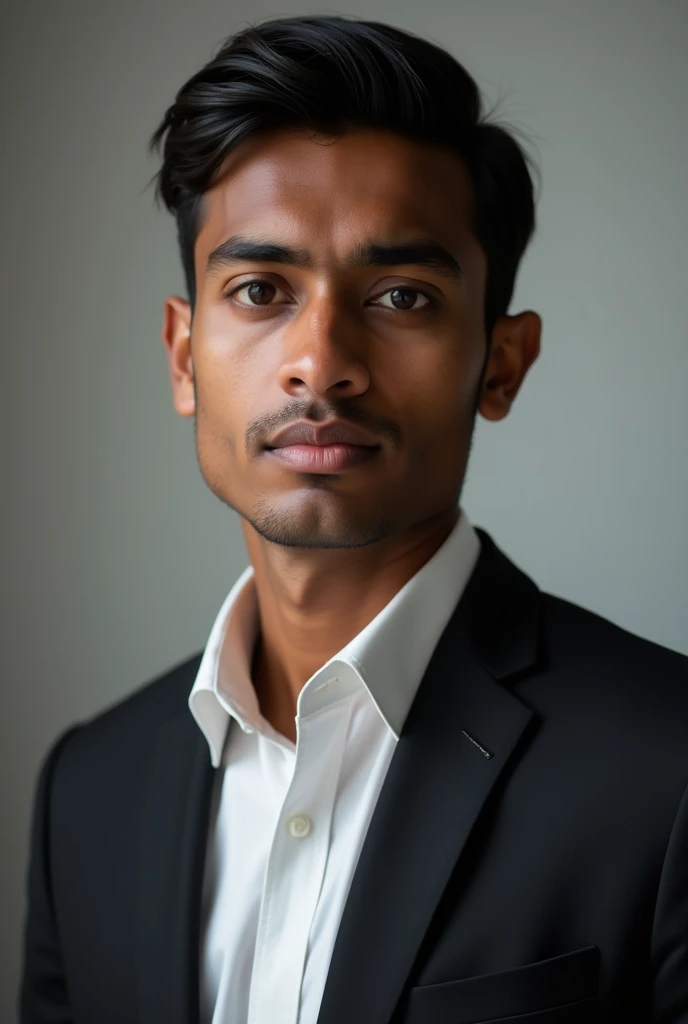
[[242, 506, 460, 739]]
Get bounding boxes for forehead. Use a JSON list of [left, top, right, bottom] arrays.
[[194, 128, 481, 273]]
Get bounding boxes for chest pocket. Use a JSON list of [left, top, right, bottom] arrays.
[[402, 944, 600, 1023]]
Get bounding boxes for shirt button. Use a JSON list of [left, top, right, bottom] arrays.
[[287, 814, 312, 839]]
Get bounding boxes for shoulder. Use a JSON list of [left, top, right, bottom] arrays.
[[541, 591, 688, 682], [44, 650, 204, 785], [534, 592, 688, 751]]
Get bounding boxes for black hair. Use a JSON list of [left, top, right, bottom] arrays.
[[148, 14, 537, 340]]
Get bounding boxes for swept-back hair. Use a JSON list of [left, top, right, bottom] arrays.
[[148, 14, 537, 339]]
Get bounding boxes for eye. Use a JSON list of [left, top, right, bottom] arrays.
[[225, 279, 435, 313], [372, 286, 433, 313], [227, 279, 290, 307]]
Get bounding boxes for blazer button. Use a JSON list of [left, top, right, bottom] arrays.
[[287, 814, 312, 838]]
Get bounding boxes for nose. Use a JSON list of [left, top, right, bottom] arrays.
[[276, 298, 370, 401]]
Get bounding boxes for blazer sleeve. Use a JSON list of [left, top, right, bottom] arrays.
[[19, 725, 82, 1024], [651, 777, 688, 1022]]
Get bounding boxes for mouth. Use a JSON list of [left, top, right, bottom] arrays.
[[264, 442, 381, 473]]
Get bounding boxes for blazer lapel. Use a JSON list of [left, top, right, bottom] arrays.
[[316, 529, 543, 1024], [136, 709, 215, 1024]]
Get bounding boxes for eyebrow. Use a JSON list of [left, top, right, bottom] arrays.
[[205, 234, 463, 281]]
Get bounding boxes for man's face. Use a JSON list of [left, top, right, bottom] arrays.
[[164, 127, 525, 550]]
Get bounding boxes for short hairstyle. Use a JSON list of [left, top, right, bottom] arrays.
[[148, 14, 537, 340]]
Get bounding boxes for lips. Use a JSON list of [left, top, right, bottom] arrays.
[[266, 443, 379, 473], [266, 420, 380, 450], [264, 419, 381, 473]]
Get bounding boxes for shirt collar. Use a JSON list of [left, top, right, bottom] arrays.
[[189, 508, 480, 767]]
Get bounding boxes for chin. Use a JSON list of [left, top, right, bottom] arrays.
[[244, 494, 395, 550]]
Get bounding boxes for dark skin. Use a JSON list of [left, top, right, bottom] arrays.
[[162, 127, 541, 744]]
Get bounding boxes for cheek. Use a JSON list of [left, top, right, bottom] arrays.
[[404, 343, 480, 427], [193, 362, 252, 469], [393, 339, 482, 490], [194, 313, 263, 425]]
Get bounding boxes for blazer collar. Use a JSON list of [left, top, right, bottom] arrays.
[[134, 528, 542, 1024], [459, 527, 541, 681], [315, 527, 543, 1024]]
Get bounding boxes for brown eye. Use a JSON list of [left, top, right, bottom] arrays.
[[234, 280, 279, 305], [375, 287, 432, 312], [227, 278, 291, 308]]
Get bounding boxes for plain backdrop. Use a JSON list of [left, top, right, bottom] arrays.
[[2, 0, 687, 1014]]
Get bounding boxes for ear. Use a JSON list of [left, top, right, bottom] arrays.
[[478, 310, 541, 422], [161, 295, 195, 418]]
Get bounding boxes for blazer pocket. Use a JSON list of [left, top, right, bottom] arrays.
[[405, 945, 600, 1024]]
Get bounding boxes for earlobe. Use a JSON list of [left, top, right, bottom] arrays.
[[477, 310, 541, 422], [161, 295, 195, 418]]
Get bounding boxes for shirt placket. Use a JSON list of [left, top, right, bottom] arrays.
[[247, 693, 354, 1024]]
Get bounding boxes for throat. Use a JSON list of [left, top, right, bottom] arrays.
[[251, 636, 298, 745]]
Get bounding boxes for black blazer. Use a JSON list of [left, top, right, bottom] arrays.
[[20, 529, 688, 1023]]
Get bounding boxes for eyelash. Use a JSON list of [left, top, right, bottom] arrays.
[[224, 278, 437, 314]]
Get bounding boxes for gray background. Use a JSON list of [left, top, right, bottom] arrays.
[[2, 0, 687, 1015]]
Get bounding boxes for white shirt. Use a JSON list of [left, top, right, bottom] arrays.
[[189, 508, 480, 1024]]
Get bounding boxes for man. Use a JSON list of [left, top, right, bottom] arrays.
[[20, 13, 688, 1024]]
